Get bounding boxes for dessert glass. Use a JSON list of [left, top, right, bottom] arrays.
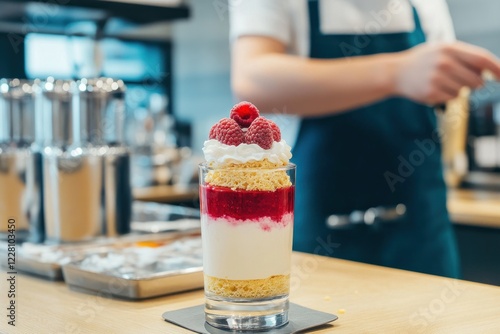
[[199, 162, 295, 331]]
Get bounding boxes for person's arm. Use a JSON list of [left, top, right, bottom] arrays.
[[231, 36, 500, 117]]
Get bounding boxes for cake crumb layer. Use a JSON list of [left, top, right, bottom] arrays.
[[205, 159, 291, 191], [205, 274, 289, 299]]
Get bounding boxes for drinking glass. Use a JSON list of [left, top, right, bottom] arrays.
[[199, 163, 295, 330]]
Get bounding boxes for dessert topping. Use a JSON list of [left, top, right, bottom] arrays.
[[230, 101, 260, 127], [245, 117, 274, 149], [206, 101, 285, 151], [267, 119, 281, 142], [209, 118, 245, 146]]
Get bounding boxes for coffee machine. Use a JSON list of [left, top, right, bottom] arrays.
[[463, 81, 500, 190]]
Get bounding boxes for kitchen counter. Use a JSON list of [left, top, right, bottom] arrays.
[[447, 189, 500, 285], [448, 189, 500, 228], [6, 252, 500, 334]]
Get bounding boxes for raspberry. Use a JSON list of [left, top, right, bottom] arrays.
[[267, 119, 281, 142], [230, 101, 260, 127], [245, 117, 274, 149], [209, 118, 245, 146], [209, 125, 217, 139]]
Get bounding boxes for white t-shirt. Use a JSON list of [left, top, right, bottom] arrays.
[[230, 0, 455, 56], [229, 0, 456, 147]]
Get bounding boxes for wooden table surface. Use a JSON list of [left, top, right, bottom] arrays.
[[4, 252, 500, 334], [448, 189, 500, 229]]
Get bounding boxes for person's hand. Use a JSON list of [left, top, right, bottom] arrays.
[[392, 42, 500, 105]]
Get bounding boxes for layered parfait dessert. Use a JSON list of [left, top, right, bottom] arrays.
[[200, 101, 294, 303]]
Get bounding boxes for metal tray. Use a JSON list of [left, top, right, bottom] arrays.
[[0, 230, 200, 280], [62, 236, 204, 299], [15, 255, 68, 280], [0, 250, 63, 280], [0, 202, 201, 280], [63, 264, 203, 300], [0, 241, 100, 280]]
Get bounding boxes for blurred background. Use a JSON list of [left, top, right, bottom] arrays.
[[3, 0, 500, 154], [1, 0, 500, 285]]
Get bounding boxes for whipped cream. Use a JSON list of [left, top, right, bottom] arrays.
[[202, 139, 292, 167]]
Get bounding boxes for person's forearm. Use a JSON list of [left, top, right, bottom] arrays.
[[232, 53, 397, 117]]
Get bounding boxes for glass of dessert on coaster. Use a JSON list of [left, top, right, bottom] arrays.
[[199, 102, 295, 331]]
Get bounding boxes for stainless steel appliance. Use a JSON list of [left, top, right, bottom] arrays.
[[0, 79, 40, 242], [463, 81, 500, 190], [42, 78, 131, 243]]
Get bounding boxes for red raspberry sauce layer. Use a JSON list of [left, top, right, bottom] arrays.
[[200, 185, 294, 222]]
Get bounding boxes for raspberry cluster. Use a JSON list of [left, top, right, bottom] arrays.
[[209, 102, 281, 149]]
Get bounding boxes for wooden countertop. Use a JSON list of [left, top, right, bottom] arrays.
[[5, 252, 500, 334], [448, 189, 500, 229]]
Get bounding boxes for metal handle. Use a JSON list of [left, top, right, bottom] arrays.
[[326, 204, 407, 229]]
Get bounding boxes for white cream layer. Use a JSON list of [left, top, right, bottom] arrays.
[[201, 214, 293, 280], [202, 139, 292, 167]]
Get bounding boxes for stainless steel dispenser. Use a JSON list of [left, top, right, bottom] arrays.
[[42, 78, 131, 243], [0, 79, 38, 241], [41, 79, 102, 243], [73, 78, 131, 238], [74, 78, 126, 146]]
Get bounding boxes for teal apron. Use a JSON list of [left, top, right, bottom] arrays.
[[292, 0, 460, 277]]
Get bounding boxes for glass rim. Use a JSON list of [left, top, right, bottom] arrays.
[[199, 162, 296, 172]]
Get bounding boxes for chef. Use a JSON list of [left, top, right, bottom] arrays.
[[229, 0, 500, 277]]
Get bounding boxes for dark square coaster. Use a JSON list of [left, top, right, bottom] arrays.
[[162, 303, 338, 333]]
